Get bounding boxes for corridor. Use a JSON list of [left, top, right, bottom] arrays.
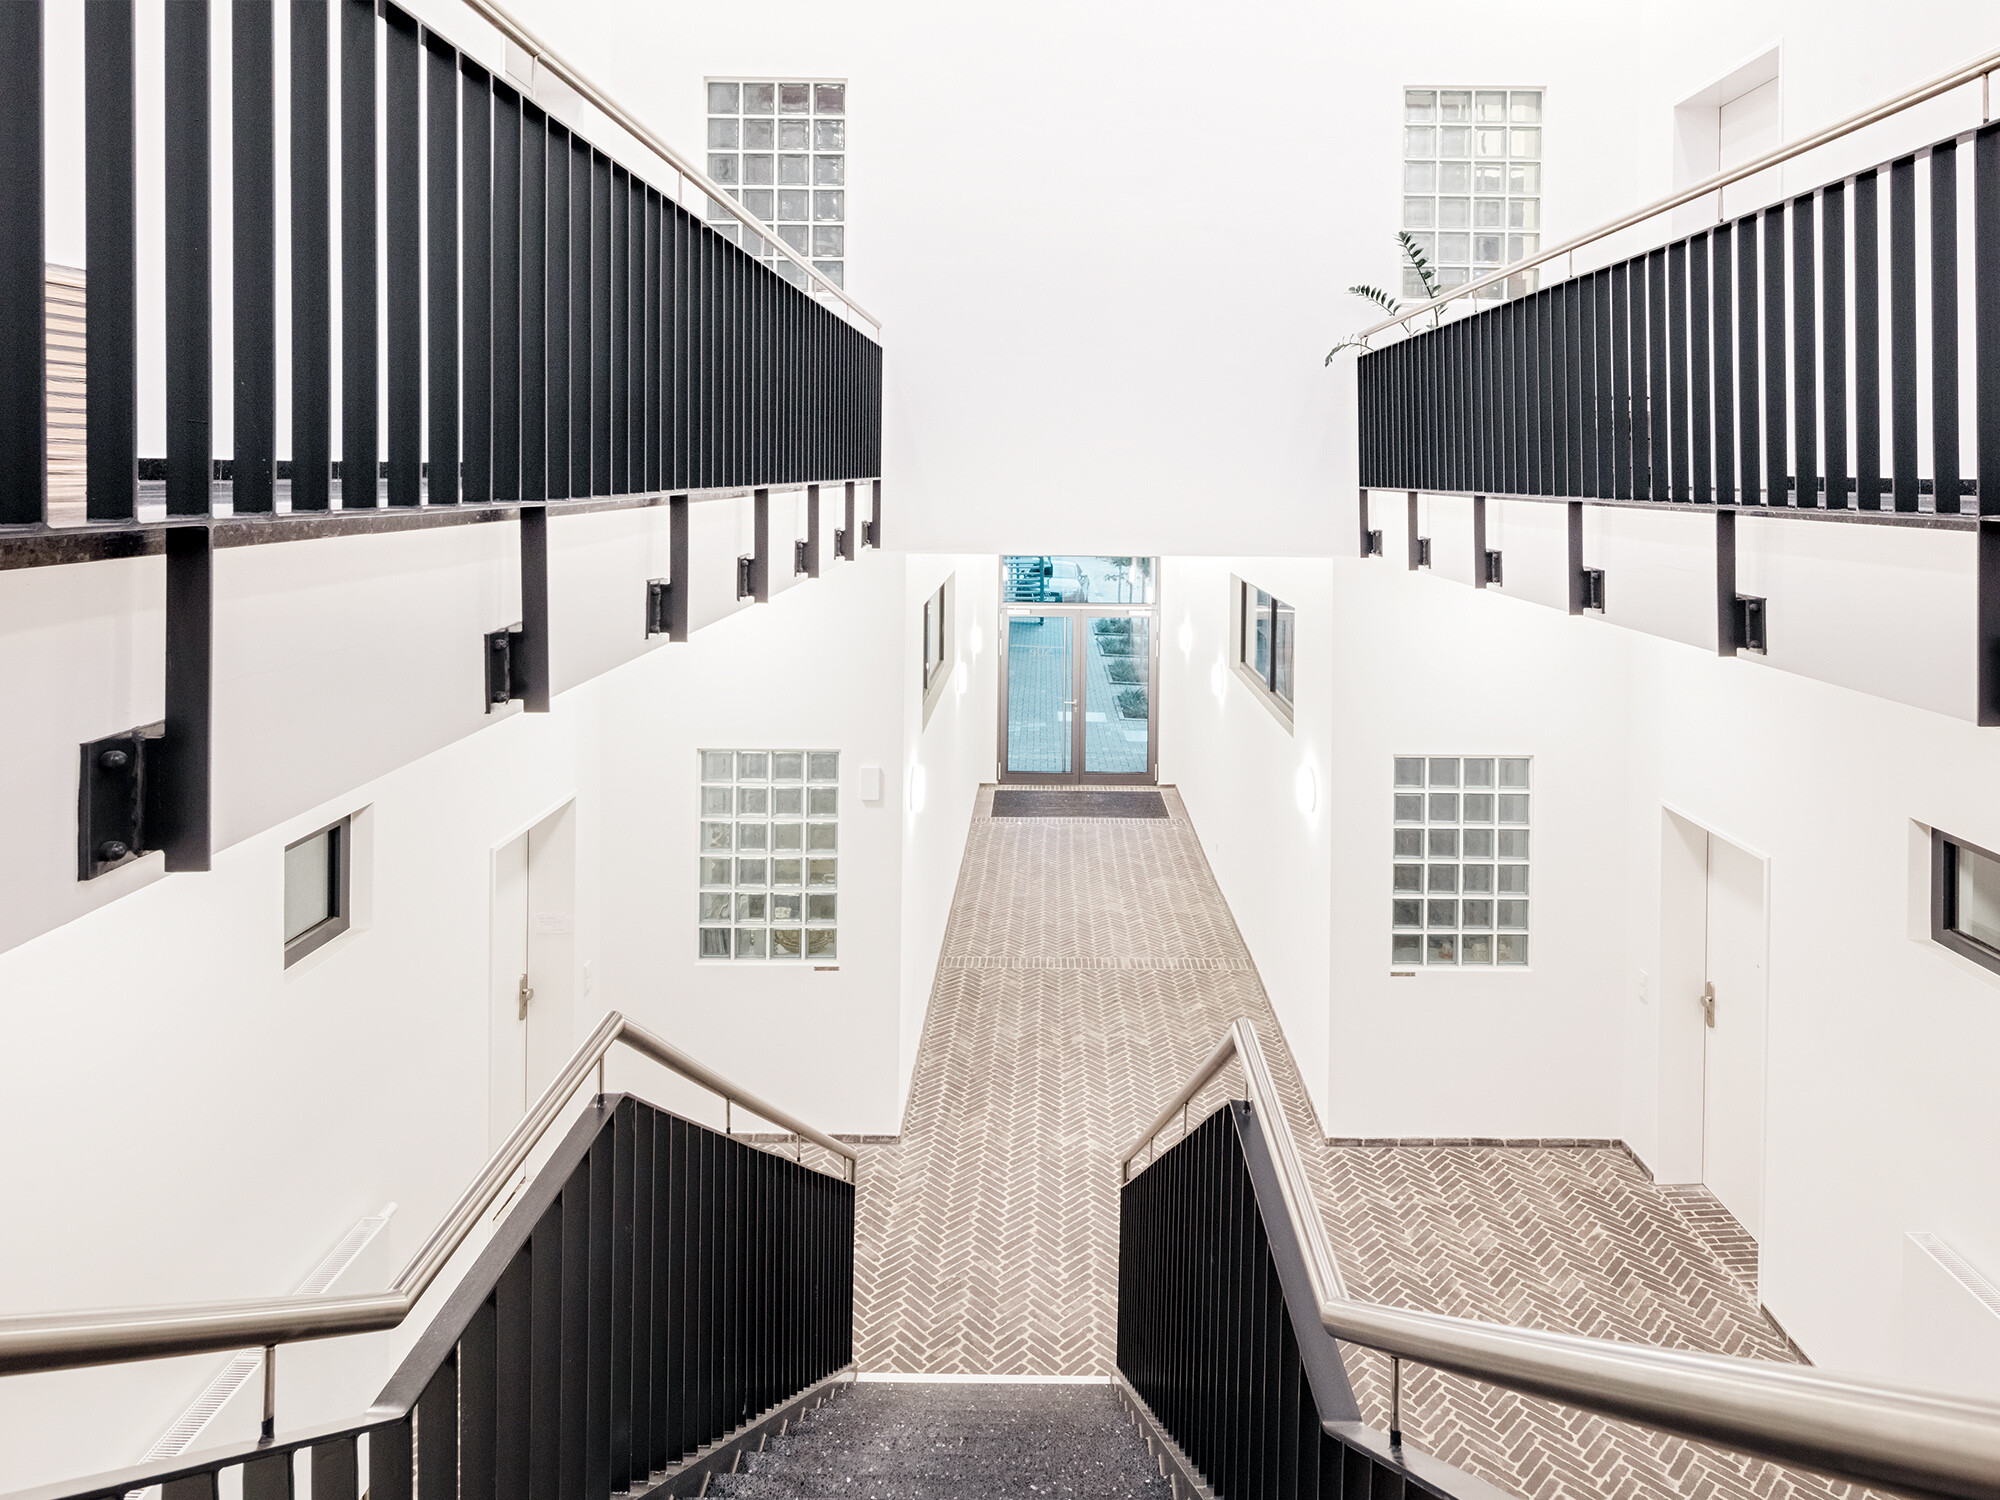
[[853, 786, 1873, 1500]]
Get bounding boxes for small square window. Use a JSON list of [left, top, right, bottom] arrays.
[[1463, 828, 1494, 858], [1427, 899, 1458, 928], [743, 82, 775, 114], [283, 817, 350, 966], [1427, 865, 1458, 894], [735, 927, 768, 960], [1461, 933, 1493, 963], [1428, 792, 1458, 821], [1393, 933, 1424, 964], [807, 928, 838, 959], [809, 752, 840, 782], [815, 83, 846, 114], [699, 927, 731, 959], [1427, 828, 1458, 858], [771, 928, 803, 959], [808, 892, 838, 923], [1426, 934, 1458, 964], [1394, 829, 1423, 858], [1394, 794, 1424, 823], [700, 893, 732, 922], [702, 750, 734, 781], [1393, 864, 1424, 893], [1393, 899, 1423, 928]]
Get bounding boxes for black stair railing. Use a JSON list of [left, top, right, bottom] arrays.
[[1346, 49, 2000, 723], [1118, 1100, 1510, 1500], [0, 0, 882, 530], [9, 1092, 855, 1500], [1354, 121, 1995, 521]]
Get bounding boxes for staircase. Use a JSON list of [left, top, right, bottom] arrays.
[[713, 1383, 1168, 1500]]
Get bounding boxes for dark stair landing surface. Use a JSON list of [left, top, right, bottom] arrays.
[[990, 789, 1168, 819], [712, 1382, 1171, 1499]]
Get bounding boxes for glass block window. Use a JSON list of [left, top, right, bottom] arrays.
[[705, 79, 846, 289], [699, 749, 840, 961], [1391, 756, 1530, 967], [1401, 88, 1542, 301]]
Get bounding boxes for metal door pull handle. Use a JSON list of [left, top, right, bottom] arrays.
[[518, 974, 535, 1020]]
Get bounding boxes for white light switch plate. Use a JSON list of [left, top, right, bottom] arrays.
[[860, 765, 884, 802]]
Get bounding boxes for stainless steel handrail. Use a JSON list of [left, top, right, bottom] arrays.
[[1122, 1020, 2000, 1500], [1352, 45, 2000, 342], [0, 1010, 856, 1378], [459, 0, 881, 332]]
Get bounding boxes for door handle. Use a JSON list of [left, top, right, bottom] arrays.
[[518, 973, 535, 1020], [1699, 980, 1714, 1028]]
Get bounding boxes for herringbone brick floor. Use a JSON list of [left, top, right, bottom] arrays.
[[852, 786, 1874, 1500]]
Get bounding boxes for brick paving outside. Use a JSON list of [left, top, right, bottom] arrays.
[[845, 786, 1879, 1500]]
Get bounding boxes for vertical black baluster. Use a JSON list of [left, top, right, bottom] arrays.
[[1737, 215, 1761, 504], [1793, 192, 1818, 507], [1691, 233, 1712, 502], [1763, 202, 1788, 505], [1668, 240, 1689, 501], [0, 0, 44, 524], [87, 0, 138, 521], [340, 0, 375, 507], [1976, 122, 2000, 723], [1891, 155, 1921, 511], [1856, 170, 1882, 509], [1823, 182, 1848, 508], [560, 1168, 590, 1500], [546, 125, 569, 497], [383, 7, 418, 506], [289, 0, 329, 510], [1932, 140, 1962, 514], [1534, 292, 1550, 494], [1567, 279, 1586, 496], [570, 137, 592, 498], [415, 1352, 457, 1500], [371, 1419, 413, 1500], [424, 34, 458, 506], [462, 1298, 498, 1500], [1593, 271, 1612, 498], [1551, 285, 1569, 495], [462, 61, 493, 504], [646, 191, 662, 492], [588, 1129, 614, 1500], [165, 0, 211, 518], [529, 1197, 561, 1500], [1608, 263, 1629, 498], [1713, 223, 1736, 504], [311, 1438, 360, 1500], [610, 1103, 635, 1491], [1647, 247, 1669, 501], [232, 0, 275, 513], [518, 105, 544, 502], [496, 1252, 530, 1500], [630, 1110, 655, 1487], [609, 167, 628, 493], [590, 148, 609, 494]]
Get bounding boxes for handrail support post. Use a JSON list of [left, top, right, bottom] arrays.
[[1389, 1354, 1402, 1448], [261, 1343, 276, 1442]]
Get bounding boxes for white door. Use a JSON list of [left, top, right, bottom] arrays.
[[1702, 833, 1768, 1239], [489, 831, 531, 1149]]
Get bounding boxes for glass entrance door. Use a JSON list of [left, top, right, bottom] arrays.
[[1004, 614, 1073, 775], [999, 557, 1157, 784]]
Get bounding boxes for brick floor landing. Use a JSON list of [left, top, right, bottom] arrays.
[[851, 786, 1875, 1500]]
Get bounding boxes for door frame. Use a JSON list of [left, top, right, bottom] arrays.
[[1655, 804, 1772, 1214], [487, 795, 579, 1149], [996, 599, 1160, 784]]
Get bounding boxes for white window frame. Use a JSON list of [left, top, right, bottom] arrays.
[[1400, 85, 1545, 302], [1229, 575, 1294, 731], [921, 576, 953, 726], [704, 78, 848, 289], [1391, 756, 1531, 969]]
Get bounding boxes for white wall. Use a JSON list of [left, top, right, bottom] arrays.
[[1615, 632, 2000, 1382], [898, 557, 1001, 1105], [1159, 556, 1335, 1126], [0, 535, 988, 1490]]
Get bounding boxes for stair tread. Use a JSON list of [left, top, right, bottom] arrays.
[[713, 1382, 1171, 1500]]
